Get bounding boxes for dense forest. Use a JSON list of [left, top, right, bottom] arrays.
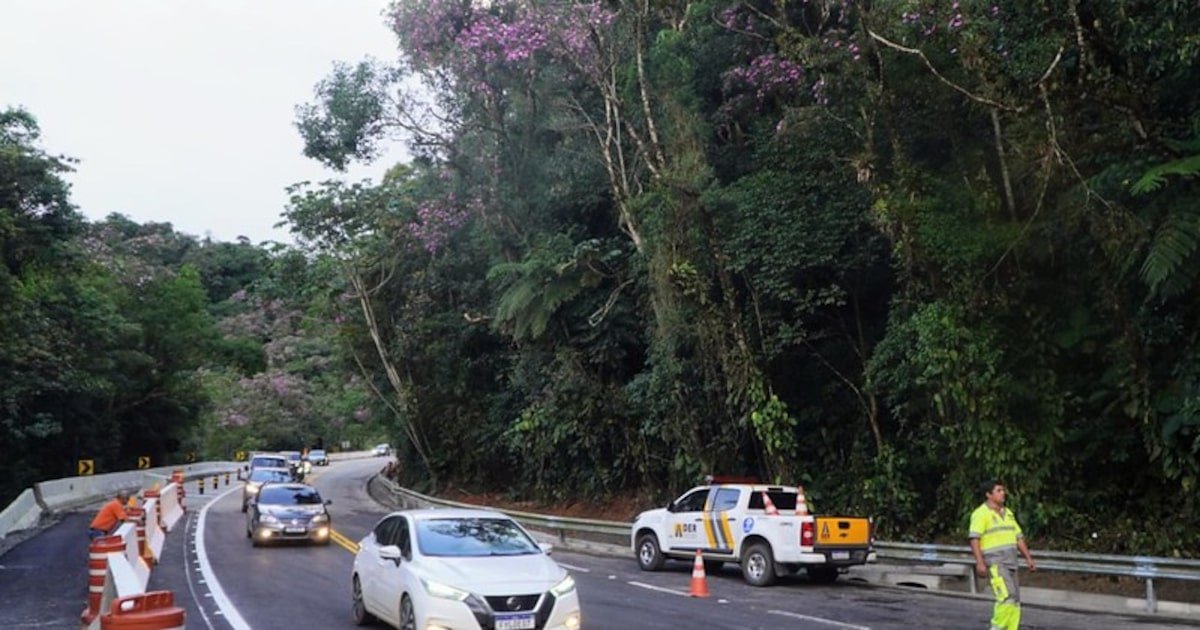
[[4, 0, 1199, 555]]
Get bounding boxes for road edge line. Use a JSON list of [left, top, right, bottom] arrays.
[[196, 484, 252, 630]]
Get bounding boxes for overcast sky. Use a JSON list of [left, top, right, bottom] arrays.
[[1, 0, 407, 244]]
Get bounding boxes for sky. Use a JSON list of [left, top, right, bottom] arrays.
[[1, 0, 408, 244]]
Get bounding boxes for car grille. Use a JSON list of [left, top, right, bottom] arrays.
[[471, 593, 555, 630], [484, 594, 539, 613]]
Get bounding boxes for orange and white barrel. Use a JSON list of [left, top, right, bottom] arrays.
[[81, 535, 126, 626], [100, 591, 185, 630]]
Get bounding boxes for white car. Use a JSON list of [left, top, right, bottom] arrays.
[[352, 508, 581, 630]]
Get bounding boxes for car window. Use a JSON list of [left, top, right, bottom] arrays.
[[712, 488, 741, 511], [310, 450, 325, 457], [395, 517, 412, 558], [746, 490, 798, 511], [416, 518, 539, 557], [674, 489, 710, 512], [250, 456, 287, 469], [373, 516, 400, 546], [249, 469, 291, 482], [258, 486, 323, 505]]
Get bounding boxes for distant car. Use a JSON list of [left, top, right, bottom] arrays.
[[246, 483, 332, 546], [351, 508, 581, 630], [373, 444, 390, 457], [249, 454, 289, 472], [308, 449, 328, 466], [242, 467, 293, 512], [280, 450, 304, 474]]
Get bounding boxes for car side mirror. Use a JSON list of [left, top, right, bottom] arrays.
[[379, 545, 403, 566], [667, 502, 677, 513], [538, 542, 553, 556]]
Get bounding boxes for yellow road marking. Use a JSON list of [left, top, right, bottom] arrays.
[[329, 528, 359, 554]]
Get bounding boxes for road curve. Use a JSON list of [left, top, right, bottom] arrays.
[[191, 459, 1191, 630]]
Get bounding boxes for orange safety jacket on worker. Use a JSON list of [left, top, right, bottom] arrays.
[[90, 498, 129, 533]]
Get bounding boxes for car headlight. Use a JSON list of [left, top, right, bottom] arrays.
[[260, 514, 279, 524], [421, 577, 470, 601], [312, 513, 329, 523], [550, 574, 576, 597], [247, 484, 260, 494]]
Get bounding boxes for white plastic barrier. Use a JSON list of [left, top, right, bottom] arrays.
[[143, 498, 166, 564], [159, 482, 183, 532], [0, 488, 43, 539], [114, 522, 151, 589], [84, 529, 150, 630]]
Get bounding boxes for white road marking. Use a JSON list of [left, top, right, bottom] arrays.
[[182, 504, 216, 630], [195, 485, 252, 630], [768, 609, 872, 629], [628, 581, 689, 597], [555, 562, 591, 573]]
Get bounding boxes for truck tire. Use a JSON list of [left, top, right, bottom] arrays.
[[740, 542, 777, 586], [806, 566, 840, 584], [636, 533, 665, 571]]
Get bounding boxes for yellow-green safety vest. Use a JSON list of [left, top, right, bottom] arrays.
[[968, 503, 1023, 554]]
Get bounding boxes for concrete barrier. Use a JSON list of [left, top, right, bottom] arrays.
[[113, 522, 150, 590], [158, 483, 182, 532], [143, 498, 165, 564], [0, 488, 44, 539]]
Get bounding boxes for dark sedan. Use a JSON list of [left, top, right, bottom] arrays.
[[246, 483, 332, 546]]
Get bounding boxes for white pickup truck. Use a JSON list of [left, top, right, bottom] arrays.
[[631, 481, 875, 585]]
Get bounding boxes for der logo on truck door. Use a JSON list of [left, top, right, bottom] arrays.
[[673, 522, 697, 537]]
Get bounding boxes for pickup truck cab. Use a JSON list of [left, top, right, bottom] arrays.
[[631, 482, 874, 586]]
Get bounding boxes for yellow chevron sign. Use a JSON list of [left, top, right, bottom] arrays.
[[78, 459, 94, 476], [138, 456, 151, 469]]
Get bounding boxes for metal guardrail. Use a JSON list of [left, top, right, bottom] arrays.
[[875, 541, 1200, 612], [377, 477, 1200, 614]]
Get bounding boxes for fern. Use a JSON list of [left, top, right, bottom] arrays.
[[1140, 204, 1200, 298], [1131, 154, 1200, 195]]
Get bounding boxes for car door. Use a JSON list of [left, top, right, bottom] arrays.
[[705, 487, 742, 556], [375, 515, 414, 624], [664, 487, 712, 553], [361, 516, 399, 618]]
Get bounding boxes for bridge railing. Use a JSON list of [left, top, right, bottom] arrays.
[[376, 477, 1200, 614]]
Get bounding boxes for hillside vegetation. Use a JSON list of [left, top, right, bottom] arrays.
[[3, 1, 1198, 555]]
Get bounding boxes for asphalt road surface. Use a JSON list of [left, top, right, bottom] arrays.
[[3, 458, 1195, 629]]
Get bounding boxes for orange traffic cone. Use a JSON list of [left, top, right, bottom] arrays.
[[689, 549, 710, 598], [762, 491, 780, 516], [795, 485, 809, 516]]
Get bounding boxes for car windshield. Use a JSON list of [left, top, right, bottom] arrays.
[[251, 457, 286, 468], [286, 453, 300, 461], [310, 450, 325, 457], [249, 469, 291, 483], [258, 486, 323, 505], [416, 518, 539, 557]]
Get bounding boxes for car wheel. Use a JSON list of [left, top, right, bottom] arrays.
[[741, 542, 777, 586], [806, 565, 840, 584], [352, 575, 376, 626], [399, 594, 417, 630], [636, 533, 665, 571]]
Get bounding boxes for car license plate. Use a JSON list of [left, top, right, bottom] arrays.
[[495, 614, 536, 630], [831, 550, 850, 561], [284, 527, 306, 534]]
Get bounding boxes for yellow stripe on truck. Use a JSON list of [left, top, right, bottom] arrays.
[[703, 515, 717, 548], [719, 511, 735, 549]]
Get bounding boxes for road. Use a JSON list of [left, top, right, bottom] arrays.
[[2, 458, 1193, 629]]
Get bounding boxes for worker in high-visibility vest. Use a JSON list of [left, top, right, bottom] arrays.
[[969, 480, 1037, 630]]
